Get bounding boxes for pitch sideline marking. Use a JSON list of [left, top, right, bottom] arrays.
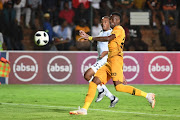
[[1, 103, 180, 117]]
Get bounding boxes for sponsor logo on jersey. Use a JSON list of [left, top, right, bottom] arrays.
[[13, 55, 38, 82], [81, 56, 97, 76], [148, 56, 173, 82], [47, 56, 72, 82], [123, 56, 139, 82]]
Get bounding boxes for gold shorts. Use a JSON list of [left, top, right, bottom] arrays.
[[94, 56, 123, 84]]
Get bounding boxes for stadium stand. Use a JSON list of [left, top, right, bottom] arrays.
[[0, 0, 180, 51]]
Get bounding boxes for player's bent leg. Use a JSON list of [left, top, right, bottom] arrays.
[[83, 77, 101, 109], [114, 81, 147, 97], [69, 81, 97, 115], [102, 84, 114, 100], [114, 81, 155, 108], [84, 68, 95, 82], [84, 68, 106, 102], [69, 77, 102, 115]]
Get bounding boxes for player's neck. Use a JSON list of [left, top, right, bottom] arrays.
[[103, 28, 111, 32]]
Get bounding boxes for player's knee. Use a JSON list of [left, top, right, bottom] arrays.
[[84, 68, 95, 82], [84, 72, 92, 81], [92, 77, 101, 85]]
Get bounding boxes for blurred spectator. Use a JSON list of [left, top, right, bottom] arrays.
[[118, 0, 134, 9], [106, 0, 113, 9], [72, 0, 90, 9], [58, 0, 72, 11], [123, 17, 148, 51], [162, 0, 178, 25], [75, 19, 90, 50], [129, 26, 148, 50], [1, 0, 9, 7], [2, 1, 16, 50], [30, 0, 43, 29], [0, 4, 3, 35], [177, 0, 180, 28], [53, 19, 72, 50], [42, 0, 58, 23], [14, 0, 31, 28], [42, 0, 57, 12], [59, 1, 75, 26], [0, 11, 4, 50], [91, 16, 104, 50], [118, 0, 134, 12], [0, 0, 3, 10], [99, 0, 111, 18], [160, 17, 180, 50], [111, 0, 121, 13], [117, 0, 134, 25], [147, 0, 165, 27], [133, 0, 146, 10], [2, 1, 24, 50], [89, 0, 101, 9], [92, 17, 101, 36], [43, 13, 57, 50], [74, 3, 90, 25], [14, 25, 24, 50], [0, 32, 4, 51]]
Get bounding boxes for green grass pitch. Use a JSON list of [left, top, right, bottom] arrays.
[[0, 84, 180, 120]]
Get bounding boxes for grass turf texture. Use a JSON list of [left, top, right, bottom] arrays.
[[0, 85, 180, 120]]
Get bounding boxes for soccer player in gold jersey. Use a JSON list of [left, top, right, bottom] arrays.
[[69, 12, 155, 115]]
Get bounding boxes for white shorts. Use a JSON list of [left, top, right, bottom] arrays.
[[91, 55, 108, 73]]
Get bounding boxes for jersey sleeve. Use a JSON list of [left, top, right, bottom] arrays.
[[111, 27, 121, 38]]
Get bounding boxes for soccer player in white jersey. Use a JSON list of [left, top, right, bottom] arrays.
[[84, 16, 126, 107]]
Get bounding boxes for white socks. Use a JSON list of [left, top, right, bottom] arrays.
[[89, 76, 115, 101], [97, 84, 114, 101], [97, 84, 104, 92]]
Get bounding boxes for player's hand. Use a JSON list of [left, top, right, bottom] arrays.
[[98, 56, 103, 59], [79, 30, 89, 40]]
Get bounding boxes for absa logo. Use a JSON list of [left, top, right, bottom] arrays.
[[47, 55, 72, 82], [13, 55, 38, 82], [123, 56, 139, 82], [81, 56, 97, 76], [148, 56, 173, 82]]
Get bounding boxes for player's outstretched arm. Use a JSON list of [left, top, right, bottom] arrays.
[[79, 30, 115, 42]]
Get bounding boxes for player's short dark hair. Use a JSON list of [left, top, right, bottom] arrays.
[[110, 12, 121, 20]]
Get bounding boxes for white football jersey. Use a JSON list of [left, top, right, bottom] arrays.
[[97, 29, 112, 58]]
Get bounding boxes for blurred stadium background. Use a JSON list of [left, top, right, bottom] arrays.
[[0, 0, 180, 120], [0, 0, 180, 51]]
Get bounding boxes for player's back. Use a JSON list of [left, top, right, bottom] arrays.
[[108, 25, 125, 58]]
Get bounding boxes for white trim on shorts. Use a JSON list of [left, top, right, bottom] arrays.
[[90, 55, 108, 73]]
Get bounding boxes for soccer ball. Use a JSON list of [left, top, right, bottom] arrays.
[[34, 31, 49, 46]]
